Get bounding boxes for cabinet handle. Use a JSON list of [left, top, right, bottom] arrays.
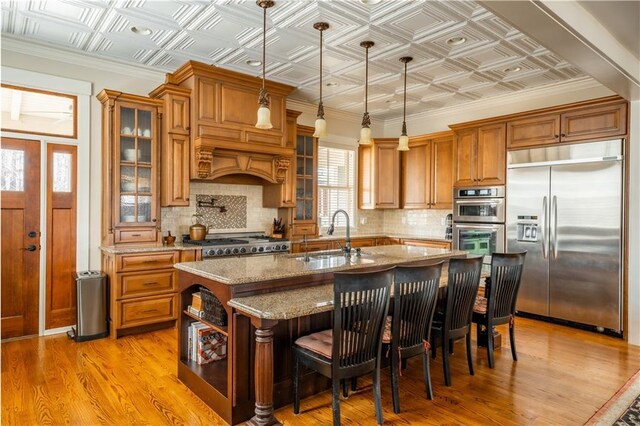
[[554, 134, 559, 138], [142, 309, 159, 314], [185, 126, 190, 131], [142, 259, 158, 264], [152, 218, 157, 222], [561, 133, 566, 138], [186, 197, 190, 201], [131, 234, 142, 237], [143, 281, 158, 286]]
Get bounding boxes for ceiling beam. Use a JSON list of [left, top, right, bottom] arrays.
[[480, 0, 640, 101]]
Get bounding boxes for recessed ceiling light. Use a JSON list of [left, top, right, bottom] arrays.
[[246, 59, 262, 67], [360, 0, 382, 4], [131, 26, 152, 36], [446, 36, 467, 46], [504, 66, 522, 73], [326, 82, 339, 87]]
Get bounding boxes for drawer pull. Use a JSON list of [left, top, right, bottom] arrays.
[[131, 234, 142, 237], [142, 259, 158, 263], [143, 281, 158, 286], [141, 309, 159, 314]]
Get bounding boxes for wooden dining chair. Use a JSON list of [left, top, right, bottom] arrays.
[[472, 251, 527, 368], [292, 267, 393, 426], [430, 256, 483, 386], [382, 261, 443, 413]]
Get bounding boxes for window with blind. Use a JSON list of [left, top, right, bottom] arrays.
[[317, 146, 355, 230]]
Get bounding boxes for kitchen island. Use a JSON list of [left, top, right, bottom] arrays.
[[174, 245, 466, 425]]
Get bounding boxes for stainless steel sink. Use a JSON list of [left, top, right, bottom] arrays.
[[294, 251, 374, 267]]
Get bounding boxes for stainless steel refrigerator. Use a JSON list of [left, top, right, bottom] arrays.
[[506, 139, 623, 333]]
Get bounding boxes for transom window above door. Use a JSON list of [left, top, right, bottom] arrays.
[[1, 85, 77, 138]]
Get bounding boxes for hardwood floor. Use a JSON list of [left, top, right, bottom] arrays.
[[2, 318, 639, 425]]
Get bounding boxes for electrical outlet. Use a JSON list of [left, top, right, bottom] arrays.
[[360, 217, 368, 225]]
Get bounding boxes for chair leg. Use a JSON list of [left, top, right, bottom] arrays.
[[466, 332, 474, 376], [351, 377, 357, 391], [487, 325, 495, 369], [342, 379, 348, 398], [332, 380, 341, 426], [373, 364, 384, 425], [442, 334, 451, 386], [391, 350, 401, 413], [293, 353, 300, 414], [422, 350, 433, 400], [510, 322, 518, 361]]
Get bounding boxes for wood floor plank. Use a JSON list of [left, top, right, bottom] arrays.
[[2, 318, 639, 425]]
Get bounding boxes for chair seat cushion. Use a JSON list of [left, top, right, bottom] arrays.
[[294, 329, 332, 358], [474, 296, 487, 314]]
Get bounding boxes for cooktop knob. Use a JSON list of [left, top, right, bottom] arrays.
[[275, 245, 281, 250], [258, 247, 264, 252], [240, 247, 247, 253], [232, 248, 239, 254], [224, 248, 231, 255], [216, 249, 223, 255], [251, 247, 258, 253]]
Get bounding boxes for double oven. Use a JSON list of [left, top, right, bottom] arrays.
[[452, 186, 505, 264]]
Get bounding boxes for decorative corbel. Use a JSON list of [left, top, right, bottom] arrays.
[[196, 146, 214, 178], [274, 157, 290, 183]]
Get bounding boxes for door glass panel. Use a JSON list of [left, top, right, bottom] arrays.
[[120, 166, 135, 192], [304, 200, 312, 219], [0, 148, 24, 191], [458, 204, 498, 218], [137, 110, 151, 138], [305, 178, 313, 198], [121, 137, 136, 162], [138, 139, 151, 163], [305, 158, 312, 175], [296, 136, 304, 154], [52, 152, 72, 192], [120, 107, 135, 135], [296, 178, 304, 198], [297, 156, 304, 175], [296, 201, 304, 220], [458, 229, 497, 257], [305, 137, 313, 154], [120, 195, 135, 222], [137, 195, 152, 222], [137, 167, 151, 193]]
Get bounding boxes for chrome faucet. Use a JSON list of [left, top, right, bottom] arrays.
[[327, 209, 351, 255]]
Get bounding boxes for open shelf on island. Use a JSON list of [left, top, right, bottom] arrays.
[[183, 310, 228, 335], [179, 356, 228, 398]]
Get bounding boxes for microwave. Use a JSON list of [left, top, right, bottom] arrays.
[[453, 186, 505, 223]]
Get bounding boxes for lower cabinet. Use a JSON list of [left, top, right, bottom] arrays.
[[401, 239, 452, 250], [102, 248, 200, 338]]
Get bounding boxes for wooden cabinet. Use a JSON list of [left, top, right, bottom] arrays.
[[401, 131, 454, 209], [507, 100, 627, 149], [376, 237, 400, 246], [290, 241, 332, 253], [101, 249, 197, 338], [401, 239, 452, 249], [288, 126, 318, 237], [98, 90, 163, 246], [150, 84, 191, 207], [453, 123, 506, 187], [359, 139, 400, 209], [263, 110, 301, 208]]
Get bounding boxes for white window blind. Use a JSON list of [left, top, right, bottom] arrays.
[[317, 146, 355, 230]]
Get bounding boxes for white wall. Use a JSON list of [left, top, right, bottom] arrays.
[[628, 100, 640, 345]]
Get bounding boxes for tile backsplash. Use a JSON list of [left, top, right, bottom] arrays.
[[161, 182, 277, 237]]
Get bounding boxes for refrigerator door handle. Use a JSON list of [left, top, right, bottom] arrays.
[[541, 196, 548, 259], [551, 195, 558, 259]]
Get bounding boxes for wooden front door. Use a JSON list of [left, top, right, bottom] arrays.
[[1, 138, 41, 338]]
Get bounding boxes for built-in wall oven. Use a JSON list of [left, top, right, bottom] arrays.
[[452, 186, 505, 263]]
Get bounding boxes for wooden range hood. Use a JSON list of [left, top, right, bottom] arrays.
[[154, 61, 296, 184]]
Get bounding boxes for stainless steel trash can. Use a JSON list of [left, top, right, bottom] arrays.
[[67, 271, 108, 342]]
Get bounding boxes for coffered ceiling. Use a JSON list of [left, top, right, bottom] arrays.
[[0, 0, 596, 119]]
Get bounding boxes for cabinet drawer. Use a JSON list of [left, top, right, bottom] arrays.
[[119, 271, 176, 299], [402, 239, 452, 249], [115, 228, 158, 244], [117, 295, 177, 329], [291, 223, 317, 237], [117, 251, 178, 272]]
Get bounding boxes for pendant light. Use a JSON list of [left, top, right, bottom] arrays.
[[359, 41, 374, 146], [313, 22, 329, 138], [255, 0, 274, 129], [397, 56, 413, 151]]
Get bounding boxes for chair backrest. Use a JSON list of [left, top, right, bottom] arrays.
[[333, 267, 393, 369], [392, 262, 444, 350], [444, 256, 483, 334], [488, 252, 527, 320]]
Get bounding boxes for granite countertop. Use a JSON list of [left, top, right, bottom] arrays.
[[100, 242, 202, 254], [175, 244, 466, 285], [292, 233, 452, 244]]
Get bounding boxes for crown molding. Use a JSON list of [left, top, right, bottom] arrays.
[[1, 36, 166, 82], [385, 76, 607, 127]]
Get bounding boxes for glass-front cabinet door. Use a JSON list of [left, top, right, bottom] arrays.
[[288, 125, 318, 237], [116, 104, 156, 225]]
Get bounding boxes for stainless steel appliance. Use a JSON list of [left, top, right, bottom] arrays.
[[67, 271, 108, 342], [506, 139, 623, 333], [453, 186, 505, 263], [183, 232, 290, 258]]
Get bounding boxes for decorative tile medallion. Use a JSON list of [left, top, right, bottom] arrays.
[[196, 194, 246, 229]]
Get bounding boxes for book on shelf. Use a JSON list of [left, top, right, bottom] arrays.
[[197, 328, 227, 365], [190, 322, 208, 361], [191, 292, 202, 311], [187, 305, 205, 318]]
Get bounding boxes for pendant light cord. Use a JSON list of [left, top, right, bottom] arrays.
[[262, 5, 266, 91], [319, 28, 323, 103], [364, 45, 369, 113], [402, 59, 407, 134]]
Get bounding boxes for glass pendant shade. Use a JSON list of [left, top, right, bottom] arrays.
[[256, 104, 272, 129], [255, 0, 274, 130], [313, 117, 327, 138], [398, 134, 409, 151], [359, 126, 373, 146]]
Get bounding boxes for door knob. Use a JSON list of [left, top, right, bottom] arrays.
[[22, 245, 37, 252]]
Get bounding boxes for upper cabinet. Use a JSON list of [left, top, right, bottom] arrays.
[[359, 139, 401, 209], [150, 84, 191, 207], [98, 90, 163, 245], [453, 123, 506, 187], [507, 99, 627, 149], [401, 131, 454, 209]]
